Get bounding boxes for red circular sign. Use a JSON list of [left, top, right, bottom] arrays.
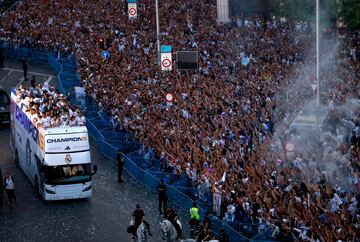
[[162, 58, 172, 68], [129, 7, 137, 16], [165, 93, 174, 102]]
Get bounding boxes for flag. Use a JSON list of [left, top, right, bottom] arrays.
[[241, 57, 250, 66], [221, 171, 226, 183]]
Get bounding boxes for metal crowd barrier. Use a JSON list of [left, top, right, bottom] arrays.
[[1, 43, 279, 242]]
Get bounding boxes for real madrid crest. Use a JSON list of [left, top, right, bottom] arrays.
[[65, 154, 72, 164]]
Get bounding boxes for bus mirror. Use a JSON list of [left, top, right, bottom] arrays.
[[92, 164, 98, 175], [40, 165, 46, 172]]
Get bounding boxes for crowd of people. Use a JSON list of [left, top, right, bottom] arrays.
[[0, 0, 359, 241], [15, 79, 86, 129]]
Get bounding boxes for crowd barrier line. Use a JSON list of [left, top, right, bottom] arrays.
[[1, 42, 278, 242]]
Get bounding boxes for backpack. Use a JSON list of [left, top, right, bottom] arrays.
[[127, 225, 136, 234]]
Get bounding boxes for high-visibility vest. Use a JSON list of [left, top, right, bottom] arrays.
[[190, 207, 200, 220]]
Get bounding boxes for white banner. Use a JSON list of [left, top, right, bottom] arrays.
[[45, 132, 89, 153], [161, 52, 172, 71]]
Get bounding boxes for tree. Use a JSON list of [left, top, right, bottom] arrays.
[[269, 0, 339, 27], [269, 0, 315, 21], [342, 0, 360, 29], [229, 0, 269, 18], [229, 0, 360, 29]]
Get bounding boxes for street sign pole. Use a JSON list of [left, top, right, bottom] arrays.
[[155, 0, 161, 67], [316, 0, 320, 107]]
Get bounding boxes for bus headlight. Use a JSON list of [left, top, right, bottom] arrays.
[[45, 188, 56, 194], [82, 185, 91, 192]]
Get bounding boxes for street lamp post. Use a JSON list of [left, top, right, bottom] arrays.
[[155, 0, 161, 67], [316, 0, 320, 107]]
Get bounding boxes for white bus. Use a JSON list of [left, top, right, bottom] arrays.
[[10, 90, 97, 200]]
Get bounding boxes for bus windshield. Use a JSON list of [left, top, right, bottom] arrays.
[[44, 164, 91, 185]]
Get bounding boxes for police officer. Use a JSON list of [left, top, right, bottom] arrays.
[[158, 178, 167, 215], [189, 201, 201, 237], [22, 59, 28, 80]]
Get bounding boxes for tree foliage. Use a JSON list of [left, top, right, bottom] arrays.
[[342, 0, 360, 29], [269, 0, 360, 29]]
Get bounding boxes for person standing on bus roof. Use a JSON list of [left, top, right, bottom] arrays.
[[4, 172, 17, 207], [22, 59, 28, 80], [116, 150, 124, 183], [30, 75, 37, 88], [158, 178, 167, 215]]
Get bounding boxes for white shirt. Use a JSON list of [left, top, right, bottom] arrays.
[[5, 177, 15, 190], [51, 118, 59, 127], [132, 34, 137, 48], [30, 114, 38, 123], [77, 116, 86, 126], [36, 118, 43, 127], [43, 116, 51, 128], [68, 109, 74, 117], [20, 97, 29, 111], [182, 109, 191, 119], [118, 43, 125, 52], [60, 114, 69, 126], [69, 119, 77, 126], [226, 204, 235, 214]]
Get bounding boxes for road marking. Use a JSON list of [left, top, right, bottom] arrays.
[[45, 75, 52, 83], [16, 77, 24, 88], [7, 70, 13, 75], [0, 76, 6, 84], [1, 67, 56, 77]]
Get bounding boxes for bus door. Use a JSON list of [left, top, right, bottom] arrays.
[[35, 155, 45, 195]]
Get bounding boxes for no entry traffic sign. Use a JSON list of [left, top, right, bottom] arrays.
[[128, 7, 136, 16], [162, 58, 172, 68], [161, 52, 172, 71], [128, 3, 137, 18]]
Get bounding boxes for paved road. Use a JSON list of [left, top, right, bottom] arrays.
[[0, 60, 190, 242], [0, 59, 57, 89], [0, 0, 19, 14]]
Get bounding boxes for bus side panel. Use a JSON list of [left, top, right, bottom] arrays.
[[11, 95, 41, 189]]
